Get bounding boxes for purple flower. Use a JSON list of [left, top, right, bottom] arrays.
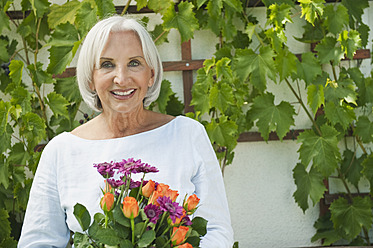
[[107, 178, 125, 188], [116, 158, 144, 175], [181, 216, 192, 226], [94, 162, 115, 178], [144, 204, 162, 224], [133, 163, 159, 174], [157, 196, 184, 223]]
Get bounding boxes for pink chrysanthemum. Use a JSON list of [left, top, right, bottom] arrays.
[[157, 196, 184, 223]]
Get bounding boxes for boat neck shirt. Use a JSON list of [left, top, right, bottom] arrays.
[[18, 116, 234, 247]]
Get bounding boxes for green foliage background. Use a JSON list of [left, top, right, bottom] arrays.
[[0, 0, 372, 246]]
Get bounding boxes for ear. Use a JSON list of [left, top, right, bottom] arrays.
[[89, 82, 96, 92], [148, 69, 155, 87]]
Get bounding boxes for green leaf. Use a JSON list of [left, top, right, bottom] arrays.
[[314, 37, 344, 65], [275, 47, 297, 81], [324, 78, 357, 105], [205, 116, 238, 152], [0, 125, 12, 155], [298, 0, 325, 25], [20, 112, 47, 149], [10, 85, 32, 113], [48, 0, 82, 28], [155, 80, 173, 113], [362, 154, 373, 195], [45, 92, 70, 118], [354, 116, 373, 143], [0, 208, 11, 241], [233, 46, 276, 92], [95, 0, 116, 19], [330, 196, 372, 240], [47, 40, 81, 75], [162, 1, 199, 42], [357, 23, 369, 48], [30, 0, 50, 18], [311, 213, 342, 245], [73, 232, 92, 247], [8, 60, 24, 85], [0, 155, 9, 189], [338, 30, 361, 60], [297, 125, 341, 177], [209, 82, 234, 113], [191, 69, 212, 114], [137, 229, 155, 247], [341, 0, 369, 23], [75, 2, 97, 37], [268, 3, 293, 29], [55, 77, 82, 102], [323, 4, 349, 35], [341, 150, 364, 188], [293, 163, 327, 212], [73, 203, 91, 231], [191, 216, 208, 236], [250, 93, 295, 141], [294, 20, 324, 43], [150, 24, 169, 45], [148, 0, 174, 15], [324, 101, 355, 131], [0, 11, 10, 34], [8, 142, 30, 167], [113, 204, 130, 227], [307, 84, 324, 117], [88, 220, 120, 245], [28, 63, 54, 88], [215, 57, 232, 80], [47, 22, 79, 47], [294, 52, 322, 86]]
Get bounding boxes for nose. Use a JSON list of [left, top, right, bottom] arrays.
[[113, 66, 130, 86]]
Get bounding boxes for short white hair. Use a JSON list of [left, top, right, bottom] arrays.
[[76, 16, 163, 112]]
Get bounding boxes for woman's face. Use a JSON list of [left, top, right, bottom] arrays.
[[91, 31, 154, 115]]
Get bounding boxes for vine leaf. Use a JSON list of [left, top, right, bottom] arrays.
[[155, 80, 173, 113], [275, 47, 297, 81], [45, 92, 70, 119], [148, 0, 174, 14], [338, 30, 361, 60], [354, 116, 373, 143], [249, 93, 295, 141], [10, 86, 32, 113], [55, 77, 82, 103], [191, 69, 213, 114], [297, 125, 340, 177], [233, 46, 276, 92], [323, 4, 349, 35], [20, 113, 47, 149], [47, 40, 82, 75], [311, 213, 342, 245], [209, 83, 234, 113], [293, 163, 326, 213], [340, 150, 364, 189], [47, 22, 80, 47], [205, 116, 238, 152], [0, 155, 9, 189], [294, 52, 322, 86], [95, 0, 116, 19], [0, 208, 11, 240], [330, 196, 373, 241], [267, 3, 293, 29], [75, 2, 97, 37], [341, 0, 369, 23], [31, 0, 50, 18], [314, 37, 344, 65], [298, 0, 325, 25], [162, 1, 199, 42], [28, 63, 54, 88], [362, 154, 373, 194], [324, 78, 357, 106], [307, 84, 324, 117], [9, 60, 24, 85], [48, 0, 82, 28], [324, 101, 355, 131], [0, 10, 10, 34]]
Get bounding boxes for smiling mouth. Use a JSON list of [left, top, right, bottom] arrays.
[[111, 89, 135, 96]]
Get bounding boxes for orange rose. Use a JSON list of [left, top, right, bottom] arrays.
[[142, 180, 155, 198], [173, 209, 186, 225], [185, 194, 200, 211], [148, 190, 163, 206], [100, 192, 114, 211], [156, 183, 170, 195], [171, 226, 189, 245], [122, 196, 139, 219], [164, 188, 179, 202], [176, 243, 193, 248]]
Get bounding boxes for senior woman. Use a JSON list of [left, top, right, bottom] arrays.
[[18, 16, 234, 247]]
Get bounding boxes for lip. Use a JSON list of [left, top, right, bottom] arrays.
[[110, 89, 136, 99]]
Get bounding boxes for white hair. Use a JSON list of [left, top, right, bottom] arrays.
[[76, 16, 163, 112]]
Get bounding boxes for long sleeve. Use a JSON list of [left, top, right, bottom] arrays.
[[192, 123, 234, 248], [18, 142, 70, 248]]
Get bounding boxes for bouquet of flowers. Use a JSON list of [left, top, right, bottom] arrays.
[[73, 158, 207, 248]]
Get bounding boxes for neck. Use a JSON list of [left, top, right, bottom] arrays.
[[98, 107, 149, 138]]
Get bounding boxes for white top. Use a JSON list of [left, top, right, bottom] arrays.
[[18, 116, 234, 248]]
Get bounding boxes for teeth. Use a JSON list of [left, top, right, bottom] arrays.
[[112, 89, 135, 96]]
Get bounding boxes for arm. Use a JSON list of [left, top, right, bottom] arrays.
[[192, 123, 234, 248], [18, 142, 70, 248]]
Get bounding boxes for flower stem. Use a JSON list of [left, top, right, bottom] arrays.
[[131, 217, 135, 244]]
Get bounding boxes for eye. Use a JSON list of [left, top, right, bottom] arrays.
[[128, 60, 140, 67], [100, 61, 114, 69]]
